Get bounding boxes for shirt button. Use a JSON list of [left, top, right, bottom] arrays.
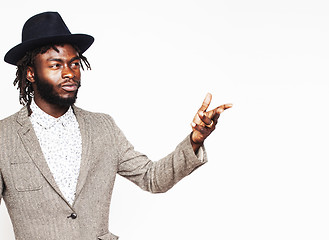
[[70, 213, 77, 219]]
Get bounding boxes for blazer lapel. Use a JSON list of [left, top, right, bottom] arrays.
[[16, 107, 72, 207], [72, 106, 92, 205]]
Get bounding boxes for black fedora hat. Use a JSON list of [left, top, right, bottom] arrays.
[[4, 11, 94, 65]]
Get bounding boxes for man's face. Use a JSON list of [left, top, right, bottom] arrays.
[[31, 44, 81, 107]]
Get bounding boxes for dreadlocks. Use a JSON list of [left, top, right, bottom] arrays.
[[13, 44, 91, 116]]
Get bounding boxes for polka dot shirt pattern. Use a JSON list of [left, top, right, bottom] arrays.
[[29, 101, 82, 205]]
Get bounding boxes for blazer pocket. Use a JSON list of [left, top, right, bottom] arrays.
[[97, 231, 119, 240], [11, 162, 43, 192]]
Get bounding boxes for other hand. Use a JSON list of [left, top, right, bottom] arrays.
[[190, 93, 232, 152]]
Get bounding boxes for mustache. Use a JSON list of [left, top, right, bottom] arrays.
[[60, 79, 81, 88]]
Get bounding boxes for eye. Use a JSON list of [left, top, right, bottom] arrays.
[[71, 61, 81, 69], [49, 63, 61, 69]]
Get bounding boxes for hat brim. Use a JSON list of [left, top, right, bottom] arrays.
[[4, 33, 94, 65]]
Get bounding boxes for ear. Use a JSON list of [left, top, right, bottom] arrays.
[[26, 66, 35, 83]]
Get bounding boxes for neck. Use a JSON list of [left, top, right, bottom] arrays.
[[33, 97, 70, 118]]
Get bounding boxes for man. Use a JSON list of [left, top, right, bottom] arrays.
[[0, 12, 232, 240]]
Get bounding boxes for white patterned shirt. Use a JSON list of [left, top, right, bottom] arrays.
[[29, 101, 82, 206]]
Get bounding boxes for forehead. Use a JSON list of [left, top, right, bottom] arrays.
[[36, 44, 79, 62]]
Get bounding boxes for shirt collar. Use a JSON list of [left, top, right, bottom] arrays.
[[29, 100, 76, 129]]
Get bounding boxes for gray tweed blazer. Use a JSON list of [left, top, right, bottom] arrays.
[[0, 106, 207, 240]]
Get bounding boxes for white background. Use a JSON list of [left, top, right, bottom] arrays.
[[1, 1, 329, 239]]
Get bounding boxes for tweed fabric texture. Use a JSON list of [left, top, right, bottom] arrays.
[[0, 106, 207, 240]]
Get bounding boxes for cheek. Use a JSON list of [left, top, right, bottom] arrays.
[[36, 68, 59, 82], [74, 69, 81, 79], [47, 73, 62, 86]]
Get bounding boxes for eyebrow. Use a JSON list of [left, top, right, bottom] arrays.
[[47, 56, 80, 63]]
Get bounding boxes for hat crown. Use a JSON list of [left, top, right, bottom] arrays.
[[4, 11, 94, 65], [22, 12, 71, 42]]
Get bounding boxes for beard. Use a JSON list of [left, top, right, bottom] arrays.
[[34, 73, 81, 107]]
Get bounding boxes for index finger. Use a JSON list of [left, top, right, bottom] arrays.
[[212, 103, 233, 122], [199, 93, 212, 112]]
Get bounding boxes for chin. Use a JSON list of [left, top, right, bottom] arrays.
[[43, 94, 78, 107]]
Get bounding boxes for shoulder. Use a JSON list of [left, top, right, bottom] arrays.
[[0, 107, 26, 126], [73, 105, 113, 120], [72, 106, 124, 141], [72, 105, 117, 128], [0, 108, 28, 143]]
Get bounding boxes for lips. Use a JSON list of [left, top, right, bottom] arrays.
[[62, 83, 78, 92]]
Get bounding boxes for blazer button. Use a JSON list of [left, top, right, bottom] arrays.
[[70, 213, 77, 219]]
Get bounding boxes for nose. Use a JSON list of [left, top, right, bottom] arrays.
[[61, 65, 75, 79]]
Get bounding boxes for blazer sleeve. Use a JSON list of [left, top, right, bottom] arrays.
[[0, 169, 3, 204], [105, 114, 207, 193]]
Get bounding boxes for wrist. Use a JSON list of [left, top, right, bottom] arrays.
[[190, 133, 203, 153]]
